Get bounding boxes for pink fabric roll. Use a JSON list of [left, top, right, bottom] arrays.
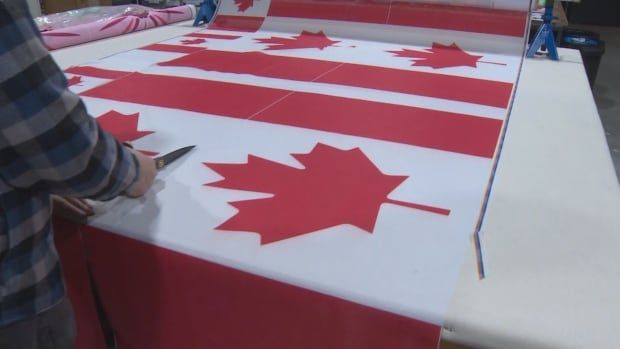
[[40, 5, 196, 51]]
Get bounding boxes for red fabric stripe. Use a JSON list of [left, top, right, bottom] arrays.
[[83, 227, 442, 349], [140, 43, 205, 53], [64, 66, 131, 79], [184, 32, 241, 39], [320, 64, 511, 109], [159, 49, 512, 108], [267, 0, 527, 37], [388, 2, 528, 38], [82, 73, 290, 118], [159, 50, 340, 83], [254, 92, 502, 158], [81, 73, 502, 157], [209, 15, 265, 32], [269, 0, 389, 24]]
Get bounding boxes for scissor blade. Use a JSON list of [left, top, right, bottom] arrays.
[[154, 145, 195, 170]]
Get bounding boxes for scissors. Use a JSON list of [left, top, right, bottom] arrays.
[[154, 145, 195, 170], [54, 145, 195, 224]]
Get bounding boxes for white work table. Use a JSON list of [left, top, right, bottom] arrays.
[[443, 48, 620, 349], [52, 21, 620, 349]]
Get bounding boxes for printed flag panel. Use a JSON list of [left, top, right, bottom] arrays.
[[61, 1, 532, 348], [82, 96, 493, 326]]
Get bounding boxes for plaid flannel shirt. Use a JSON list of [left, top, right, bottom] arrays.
[[0, 0, 139, 327]]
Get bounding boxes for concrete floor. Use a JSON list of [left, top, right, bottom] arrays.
[[578, 26, 620, 182]]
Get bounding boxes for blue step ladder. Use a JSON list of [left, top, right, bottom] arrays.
[[193, 1, 217, 27], [527, 0, 559, 60]]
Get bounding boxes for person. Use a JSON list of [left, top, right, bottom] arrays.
[[0, 0, 157, 347]]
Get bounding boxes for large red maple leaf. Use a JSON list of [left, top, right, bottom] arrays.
[[204, 143, 449, 244], [235, 0, 254, 12], [389, 42, 484, 69], [96, 110, 154, 143], [255, 30, 340, 51]]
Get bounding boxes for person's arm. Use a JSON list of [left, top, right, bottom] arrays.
[[0, 1, 155, 200]]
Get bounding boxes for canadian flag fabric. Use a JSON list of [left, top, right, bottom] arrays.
[[64, 1, 533, 348]]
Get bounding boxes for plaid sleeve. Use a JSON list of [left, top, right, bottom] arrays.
[[0, 1, 139, 200]]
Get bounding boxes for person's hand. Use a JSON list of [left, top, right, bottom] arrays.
[[52, 196, 94, 223], [125, 149, 157, 198]]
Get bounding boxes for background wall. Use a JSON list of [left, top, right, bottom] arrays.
[[38, 0, 113, 15], [26, 0, 41, 16], [567, 0, 620, 26]]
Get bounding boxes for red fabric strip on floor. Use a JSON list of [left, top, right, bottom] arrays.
[[209, 15, 265, 32], [83, 227, 442, 349], [64, 66, 131, 79], [140, 43, 206, 53], [267, 0, 527, 37], [159, 49, 512, 108], [54, 220, 107, 349], [81, 73, 502, 157]]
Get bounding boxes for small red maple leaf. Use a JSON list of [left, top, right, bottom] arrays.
[[181, 38, 207, 45], [235, 0, 254, 12], [389, 42, 484, 69], [204, 143, 449, 244], [255, 30, 340, 51], [96, 110, 154, 143], [67, 75, 83, 87]]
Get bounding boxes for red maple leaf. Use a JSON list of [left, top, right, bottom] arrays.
[[67, 75, 83, 87], [255, 30, 340, 51], [181, 38, 207, 45], [96, 110, 154, 143], [389, 42, 484, 69], [235, 0, 254, 12], [204, 143, 449, 244]]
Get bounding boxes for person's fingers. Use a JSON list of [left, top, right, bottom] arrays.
[[53, 196, 91, 217], [53, 204, 88, 224], [56, 197, 87, 216], [125, 149, 157, 198], [64, 197, 94, 216], [52, 195, 91, 224]]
